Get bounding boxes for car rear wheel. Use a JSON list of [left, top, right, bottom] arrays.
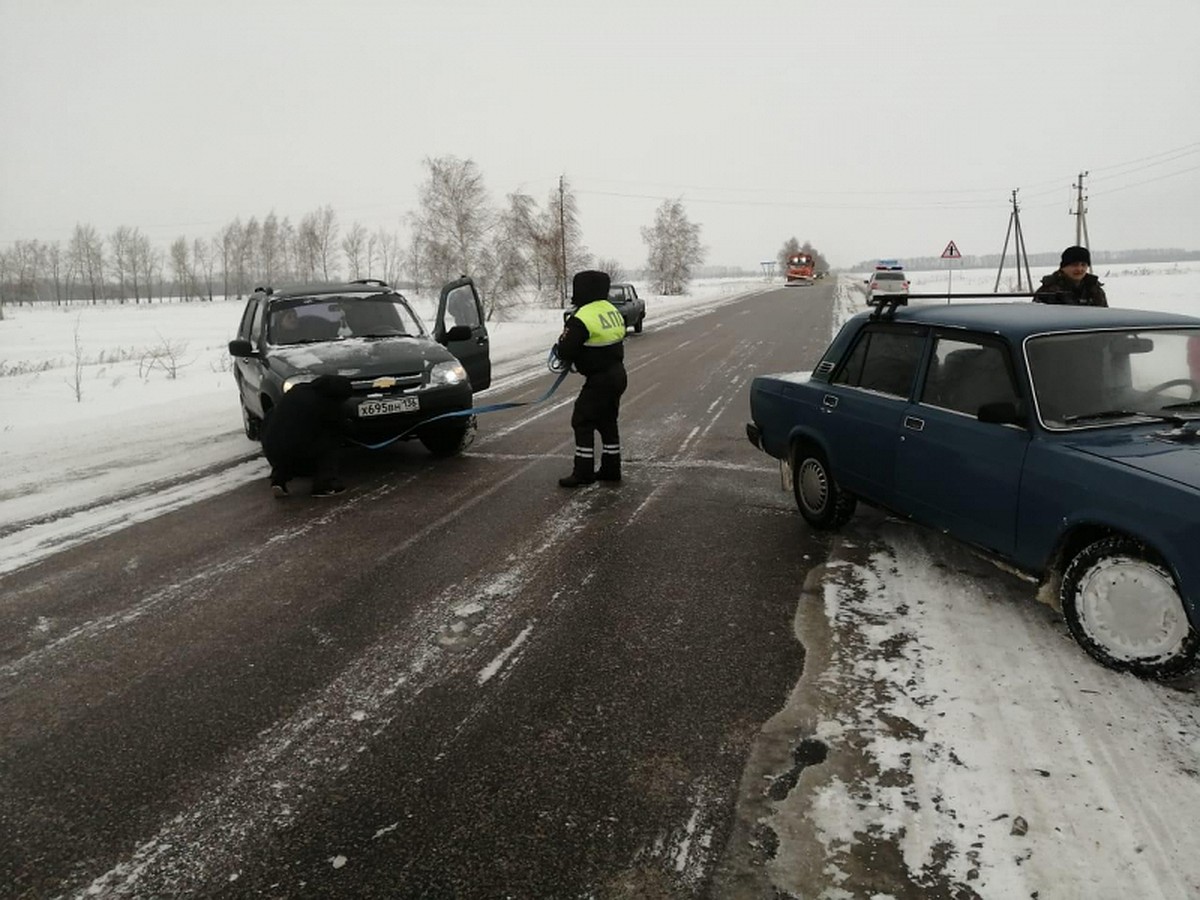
[[418, 415, 476, 458], [792, 444, 856, 530], [1061, 536, 1198, 679]]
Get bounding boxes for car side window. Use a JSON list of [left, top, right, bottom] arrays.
[[248, 298, 267, 349], [446, 285, 480, 328], [922, 336, 1019, 417], [833, 327, 926, 398], [238, 297, 260, 341]]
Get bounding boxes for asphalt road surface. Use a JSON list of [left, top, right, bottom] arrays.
[[1, 282, 840, 898]]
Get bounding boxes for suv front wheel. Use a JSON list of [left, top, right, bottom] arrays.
[[418, 415, 477, 458], [241, 402, 262, 441]]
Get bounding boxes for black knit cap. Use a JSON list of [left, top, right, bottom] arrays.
[[1060, 245, 1091, 267], [571, 270, 611, 304]]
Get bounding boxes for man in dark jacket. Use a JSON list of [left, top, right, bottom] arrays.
[[554, 270, 628, 488], [1033, 245, 1108, 306], [261, 374, 353, 497]]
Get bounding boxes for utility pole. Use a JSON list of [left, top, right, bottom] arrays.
[[559, 174, 568, 308], [1071, 170, 1090, 248], [994, 189, 1033, 292]]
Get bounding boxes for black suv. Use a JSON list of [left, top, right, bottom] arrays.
[[228, 277, 491, 457]]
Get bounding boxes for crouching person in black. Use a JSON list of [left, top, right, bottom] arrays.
[[554, 270, 628, 488], [262, 374, 353, 497]]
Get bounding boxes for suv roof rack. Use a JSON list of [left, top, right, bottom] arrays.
[[350, 278, 390, 287]]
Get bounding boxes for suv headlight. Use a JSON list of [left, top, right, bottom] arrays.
[[282, 374, 316, 393], [428, 360, 468, 386]]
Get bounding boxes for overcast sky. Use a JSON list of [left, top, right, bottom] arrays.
[[2, 0, 1198, 270]]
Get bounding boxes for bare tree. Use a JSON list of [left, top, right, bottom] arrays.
[[538, 177, 589, 305], [109, 226, 134, 302], [260, 211, 282, 286], [235, 217, 259, 297], [478, 192, 541, 319], [296, 211, 320, 281], [369, 227, 402, 286], [194, 237, 215, 300], [68, 314, 84, 401], [411, 155, 494, 288], [0, 247, 10, 318], [277, 216, 297, 284], [218, 219, 241, 302], [312, 205, 339, 282], [132, 232, 157, 303], [70, 223, 105, 303], [594, 257, 626, 284], [9, 239, 46, 305], [46, 241, 66, 304], [342, 221, 369, 280], [169, 237, 194, 300], [641, 198, 704, 295]]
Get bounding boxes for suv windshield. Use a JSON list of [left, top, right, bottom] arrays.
[[268, 293, 425, 345], [1027, 328, 1200, 427]]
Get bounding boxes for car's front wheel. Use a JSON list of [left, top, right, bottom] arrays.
[[241, 402, 262, 441], [792, 443, 856, 530], [418, 415, 477, 458], [1061, 536, 1198, 679], [633, 314, 644, 334]]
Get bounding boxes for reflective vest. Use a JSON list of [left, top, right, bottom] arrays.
[[573, 300, 626, 347]]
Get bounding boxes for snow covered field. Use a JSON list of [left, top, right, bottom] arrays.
[[3, 263, 1199, 897]]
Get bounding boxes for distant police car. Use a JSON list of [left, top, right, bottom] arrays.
[[747, 298, 1200, 678], [228, 277, 491, 457]]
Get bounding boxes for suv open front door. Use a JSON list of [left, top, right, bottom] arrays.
[[434, 276, 491, 391]]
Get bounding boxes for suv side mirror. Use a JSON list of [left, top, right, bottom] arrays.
[[228, 339, 257, 357]]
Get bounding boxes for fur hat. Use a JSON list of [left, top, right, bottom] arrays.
[[571, 270, 611, 305], [1060, 245, 1091, 267]]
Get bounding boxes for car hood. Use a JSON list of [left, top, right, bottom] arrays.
[[269, 337, 455, 379], [1065, 426, 1200, 491]]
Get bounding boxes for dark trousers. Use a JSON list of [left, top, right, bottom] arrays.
[[570, 366, 627, 477], [265, 436, 340, 488]]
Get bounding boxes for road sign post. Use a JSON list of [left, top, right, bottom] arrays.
[[941, 241, 961, 301]]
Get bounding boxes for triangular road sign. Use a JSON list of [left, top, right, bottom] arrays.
[[941, 240, 961, 259]]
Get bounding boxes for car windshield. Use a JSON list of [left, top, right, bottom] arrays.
[[268, 293, 425, 345], [874, 272, 906, 282], [1026, 328, 1200, 427]]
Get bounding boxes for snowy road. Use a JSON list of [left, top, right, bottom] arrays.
[[3, 275, 1199, 898]]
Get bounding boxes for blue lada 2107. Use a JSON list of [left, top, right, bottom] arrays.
[[746, 300, 1200, 679]]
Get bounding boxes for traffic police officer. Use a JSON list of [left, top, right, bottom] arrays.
[[554, 270, 627, 487]]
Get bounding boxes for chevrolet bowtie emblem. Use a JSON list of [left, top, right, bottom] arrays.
[[371, 377, 397, 389]]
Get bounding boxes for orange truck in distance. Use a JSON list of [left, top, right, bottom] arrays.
[[785, 253, 815, 284]]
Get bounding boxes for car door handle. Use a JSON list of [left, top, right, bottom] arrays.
[[904, 416, 925, 432], [822, 394, 839, 409]]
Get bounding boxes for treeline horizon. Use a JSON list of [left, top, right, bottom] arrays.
[[0, 156, 713, 315]]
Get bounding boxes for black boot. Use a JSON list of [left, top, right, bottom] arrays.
[[558, 450, 595, 488], [596, 451, 621, 482]]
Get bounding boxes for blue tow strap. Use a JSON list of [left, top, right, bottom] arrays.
[[350, 370, 570, 450]]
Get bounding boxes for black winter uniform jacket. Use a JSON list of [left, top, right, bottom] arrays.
[[261, 374, 352, 465], [1032, 270, 1108, 307]]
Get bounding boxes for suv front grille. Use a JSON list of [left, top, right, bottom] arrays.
[[350, 373, 423, 395]]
